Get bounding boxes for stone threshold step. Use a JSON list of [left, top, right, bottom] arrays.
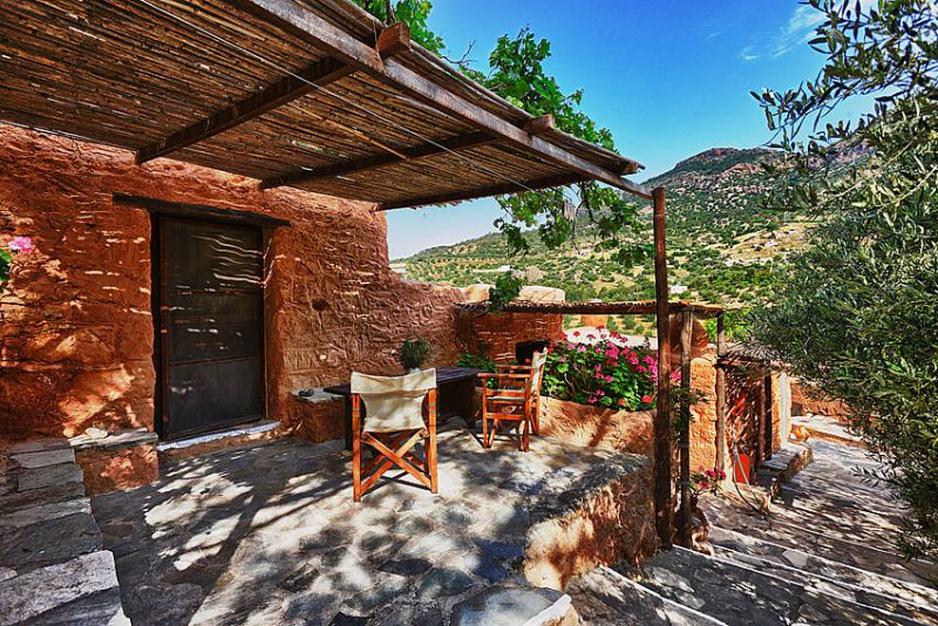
[[568, 565, 728, 626], [709, 525, 938, 608], [709, 529, 938, 625], [621, 545, 923, 626]]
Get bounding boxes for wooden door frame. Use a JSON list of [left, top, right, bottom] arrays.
[[132, 196, 289, 440]]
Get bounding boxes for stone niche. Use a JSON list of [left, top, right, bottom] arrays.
[[0, 123, 465, 443]]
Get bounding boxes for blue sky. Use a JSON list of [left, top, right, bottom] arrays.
[[386, 1, 856, 259]]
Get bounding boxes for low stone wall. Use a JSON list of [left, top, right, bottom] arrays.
[[539, 397, 653, 457], [791, 379, 849, 419], [524, 452, 656, 590], [70, 430, 160, 497]]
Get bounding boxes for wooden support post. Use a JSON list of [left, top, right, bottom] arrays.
[[678, 308, 694, 547], [715, 313, 727, 475], [652, 186, 673, 548]]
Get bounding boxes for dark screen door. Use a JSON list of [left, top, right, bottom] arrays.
[[157, 218, 265, 439]]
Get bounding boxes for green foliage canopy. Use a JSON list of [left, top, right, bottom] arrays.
[[751, 0, 938, 558], [352, 3, 643, 263]]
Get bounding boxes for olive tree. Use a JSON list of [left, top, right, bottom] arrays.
[[751, 0, 938, 557]]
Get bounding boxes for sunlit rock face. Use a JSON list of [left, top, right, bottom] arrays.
[[0, 123, 464, 441]]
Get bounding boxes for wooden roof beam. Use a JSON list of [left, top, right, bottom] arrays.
[[377, 172, 588, 211], [260, 130, 495, 189], [232, 0, 650, 200], [135, 56, 350, 164], [135, 21, 413, 165]]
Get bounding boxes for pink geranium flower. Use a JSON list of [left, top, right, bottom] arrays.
[[8, 236, 35, 255]]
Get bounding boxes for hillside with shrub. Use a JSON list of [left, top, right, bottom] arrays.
[[394, 147, 810, 333]]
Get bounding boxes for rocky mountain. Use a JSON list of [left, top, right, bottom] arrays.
[[394, 147, 811, 334]]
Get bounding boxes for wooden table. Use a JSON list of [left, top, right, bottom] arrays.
[[324, 366, 482, 449]]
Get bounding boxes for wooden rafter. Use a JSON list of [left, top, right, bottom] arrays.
[[260, 130, 496, 189], [231, 0, 650, 200], [135, 56, 351, 163], [135, 19, 413, 165], [377, 172, 587, 211]]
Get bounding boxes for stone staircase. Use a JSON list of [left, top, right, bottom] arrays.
[[569, 440, 938, 625]]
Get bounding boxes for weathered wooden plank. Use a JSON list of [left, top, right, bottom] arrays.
[[135, 56, 352, 163], [376, 22, 410, 58], [652, 186, 673, 548], [230, 0, 649, 198], [376, 172, 587, 210], [524, 114, 555, 135], [261, 130, 495, 189], [678, 307, 695, 547]]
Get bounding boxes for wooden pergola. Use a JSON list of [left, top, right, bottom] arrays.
[[0, 0, 679, 544]]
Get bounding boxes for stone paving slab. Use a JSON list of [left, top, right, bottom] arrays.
[[569, 566, 727, 626], [16, 464, 84, 492], [0, 551, 122, 626], [0, 439, 130, 626], [622, 546, 921, 626], [90, 429, 650, 625], [9, 449, 75, 470]]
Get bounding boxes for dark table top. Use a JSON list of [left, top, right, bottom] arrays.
[[322, 366, 483, 397]]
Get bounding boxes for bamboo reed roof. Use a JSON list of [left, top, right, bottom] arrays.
[[457, 300, 726, 319], [0, 0, 651, 207]]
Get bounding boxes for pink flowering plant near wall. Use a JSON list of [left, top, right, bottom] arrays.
[[542, 335, 658, 410], [0, 236, 36, 287]]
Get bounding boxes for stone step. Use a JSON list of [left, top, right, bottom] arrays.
[[619, 546, 923, 626], [568, 566, 728, 626], [709, 527, 938, 625], [742, 510, 938, 585], [710, 490, 938, 585]]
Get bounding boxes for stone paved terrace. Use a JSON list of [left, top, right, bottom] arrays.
[[88, 428, 655, 625]]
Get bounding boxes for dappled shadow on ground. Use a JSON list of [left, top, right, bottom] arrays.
[[702, 440, 938, 586], [91, 427, 647, 625]]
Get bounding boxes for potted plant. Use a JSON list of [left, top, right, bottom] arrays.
[[399, 337, 432, 373]]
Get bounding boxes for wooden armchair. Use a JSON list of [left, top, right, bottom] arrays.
[[478, 350, 548, 452], [350, 369, 438, 502]]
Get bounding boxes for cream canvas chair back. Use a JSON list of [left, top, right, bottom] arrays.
[[526, 350, 548, 396], [350, 368, 436, 433]]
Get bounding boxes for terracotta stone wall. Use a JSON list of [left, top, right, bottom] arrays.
[[74, 443, 159, 497], [0, 124, 464, 441], [790, 378, 849, 419], [455, 309, 564, 364], [540, 397, 653, 458], [689, 354, 718, 473]]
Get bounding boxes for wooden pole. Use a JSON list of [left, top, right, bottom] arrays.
[[678, 308, 694, 546], [715, 312, 727, 475], [652, 186, 673, 548]]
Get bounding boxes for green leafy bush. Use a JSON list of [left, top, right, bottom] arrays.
[[542, 336, 657, 410], [398, 337, 431, 371], [456, 351, 495, 373], [487, 271, 522, 313], [751, 0, 938, 557]]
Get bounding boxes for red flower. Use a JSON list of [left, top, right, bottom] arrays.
[[641, 394, 653, 404], [573, 331, 581, 337]]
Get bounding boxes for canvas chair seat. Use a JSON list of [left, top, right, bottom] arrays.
[[351, 369, 435, 433], [350, 368, 438, 501]]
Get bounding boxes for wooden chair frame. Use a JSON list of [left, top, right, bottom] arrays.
[[478, 356, 547, 452], [351, 389, 437, 502]]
